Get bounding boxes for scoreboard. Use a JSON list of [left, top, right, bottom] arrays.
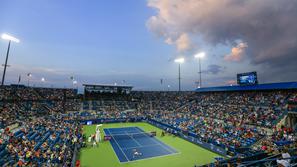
[[237, 72, 258, 86], [83, 84, 133, 96]]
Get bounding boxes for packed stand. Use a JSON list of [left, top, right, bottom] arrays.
[[0, 85, 82, 166], [0, 115, 82, 166], [140, 91, 293, 153]]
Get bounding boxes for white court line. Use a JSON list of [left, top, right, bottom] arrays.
[[124, 131, 143, 147], [107, 129, 130, 162], [103, 129, 124, 164], [106, 127, 180, 164], [120, 151, 181, 164], [135, 127, 178, 154], [122, 143, 160, 150], [144, 133, 176, 154]]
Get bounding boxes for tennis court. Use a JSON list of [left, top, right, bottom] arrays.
[[104, 127, 178, 163]]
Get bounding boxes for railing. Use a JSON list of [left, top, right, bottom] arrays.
[[71, 143, 79, 167], [240, 155, 297, 167], [289, 109, 297, 113], [146, 119, 228, 156]]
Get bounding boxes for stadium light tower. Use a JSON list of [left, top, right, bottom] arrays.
[[73, 80, 77, 89], [27, 73, 32, 87], [174, 57, 184, 92], [1, 33, 20, 86], [194, 52, 205, 88], [73, 80, 77, 85], [41, 77, 45, 87]]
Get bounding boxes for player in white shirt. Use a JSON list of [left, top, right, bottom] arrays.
[[132, 149, 142, 159]]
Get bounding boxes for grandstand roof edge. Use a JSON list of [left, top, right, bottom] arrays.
[[83, 84, 133, 88], [195, 81, 297, 92]]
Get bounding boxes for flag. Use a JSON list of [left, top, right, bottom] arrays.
[[160, 79, 163, 85]]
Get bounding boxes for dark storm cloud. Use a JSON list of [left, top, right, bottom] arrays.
[[147, 0, 297, 81], [203, 64, 225, 75]]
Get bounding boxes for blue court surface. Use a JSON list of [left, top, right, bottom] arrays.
[[104, 127, 178, 163]]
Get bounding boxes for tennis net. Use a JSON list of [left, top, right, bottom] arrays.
[[105, 132, 156, 140]]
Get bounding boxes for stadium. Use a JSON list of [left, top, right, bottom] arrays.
[[1, 1, 297, 167]]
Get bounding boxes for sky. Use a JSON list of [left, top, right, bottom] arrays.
[[0, 0, 296, 91]]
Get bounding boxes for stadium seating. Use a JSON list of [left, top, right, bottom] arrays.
[[1, 85, 296, 166], [0, 86, 82, 166]]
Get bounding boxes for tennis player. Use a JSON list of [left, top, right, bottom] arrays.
[[132, 149, 142, 159]]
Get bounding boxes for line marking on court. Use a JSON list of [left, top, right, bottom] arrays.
[[124, 131, 143, 147], [147, 133, 176, 154], [122, 144, 161, 150], [136, 126, 178, 154], [119, 151, 181, 164], [103, 129, 124, 164], [105, 126, 180, 164], [107, 128, 130, 162]]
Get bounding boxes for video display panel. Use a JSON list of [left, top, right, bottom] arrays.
[[237, 72, 258, 85]]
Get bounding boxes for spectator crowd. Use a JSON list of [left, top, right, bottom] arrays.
[[82, 90, 296, 155], [0, 86, 81, 166], [1, 85, 296, 166]]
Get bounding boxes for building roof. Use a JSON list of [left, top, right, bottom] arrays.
[[83, 84, 133, 88], [196, 82, 297, 92]]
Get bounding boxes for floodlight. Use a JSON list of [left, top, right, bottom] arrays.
[[1, 33, 20, 85], [194, 52, 205, 59], [194, 52, 206, 88], [1, 33, 20, 43], [174, 57, 185, 63]]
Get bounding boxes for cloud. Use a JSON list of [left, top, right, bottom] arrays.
[[153, 31, 192, 52], [175, 33, 192, 51], [164, 37, 173, 45], [203, 64, 225, 75], [147, 0, 297, 80], [224, 42, 248, 62]]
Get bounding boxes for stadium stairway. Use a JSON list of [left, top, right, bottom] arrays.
[[274, 110, 289, 126], [249, 135, 267, 149]]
